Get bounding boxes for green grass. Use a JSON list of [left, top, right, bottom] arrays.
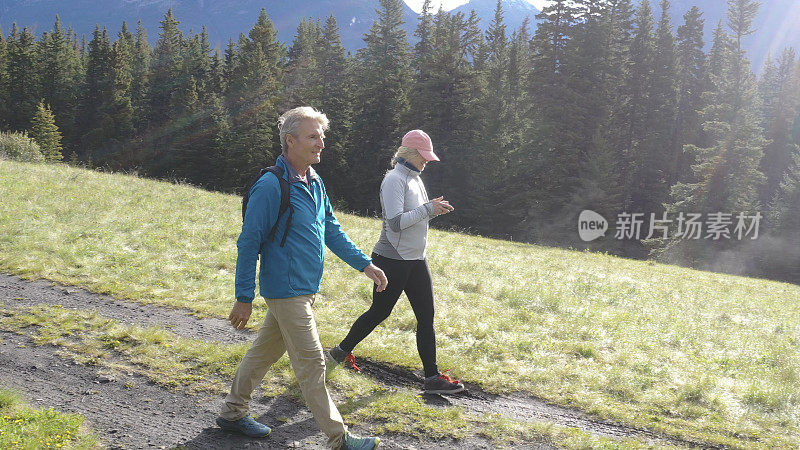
[[1, 160, 799, 448], [0, 387, 96, 449]]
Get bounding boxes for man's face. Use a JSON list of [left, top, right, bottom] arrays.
[[287, 119, 325, 167]]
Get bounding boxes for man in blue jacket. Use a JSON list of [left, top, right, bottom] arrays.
[[216, 106, 387, 450]]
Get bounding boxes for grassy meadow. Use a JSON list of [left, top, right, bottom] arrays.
[[0, 387, 96, 449], [1, 160, 799, 448]]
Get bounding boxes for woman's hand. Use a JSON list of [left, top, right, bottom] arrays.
[[431, 196, 455, 216]]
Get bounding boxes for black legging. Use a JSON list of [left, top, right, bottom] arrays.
[[339, 253, 439, 378]]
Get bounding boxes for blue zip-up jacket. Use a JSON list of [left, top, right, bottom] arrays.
[[235, 156, 372, 301]]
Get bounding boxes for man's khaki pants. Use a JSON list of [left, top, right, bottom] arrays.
[[220, 294, 346, 449]]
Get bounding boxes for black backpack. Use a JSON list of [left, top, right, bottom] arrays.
[[241, 166, 293, 247]]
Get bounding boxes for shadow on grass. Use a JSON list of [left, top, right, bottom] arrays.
[[182, 393, 322, 449]]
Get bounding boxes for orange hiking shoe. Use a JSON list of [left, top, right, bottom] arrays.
[[423, 370, 465, 394]]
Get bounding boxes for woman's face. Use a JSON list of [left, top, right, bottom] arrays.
[[409, 151, 428, 171]]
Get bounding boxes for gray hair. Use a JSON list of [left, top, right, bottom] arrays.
[[391, 146, 420, 168], [278, 106, 330, 153]]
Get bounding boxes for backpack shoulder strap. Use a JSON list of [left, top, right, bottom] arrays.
[[241, 168, 271, 221], [263, 166, 294, 247]]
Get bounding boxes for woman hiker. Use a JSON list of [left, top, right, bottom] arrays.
[[326, 129, 465, 394]]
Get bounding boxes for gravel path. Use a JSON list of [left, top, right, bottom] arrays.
[[0, 272, 708, 449]]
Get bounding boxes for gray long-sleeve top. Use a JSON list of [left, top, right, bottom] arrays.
[[373, 162, 435, 260]]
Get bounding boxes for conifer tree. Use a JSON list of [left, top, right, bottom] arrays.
[[106, 35, 135, 165], [419, 9, 483, 226], [553, 0, 631, 250], [315, 15, 353, 201], [475, 1, 516, 230], [75, 26, 114, 158], [768, 147, 800, 236], [208, 49, 224, 95], [757, 49, 798, 205], [36, 16, 81, 148], [627, 0, 677, 217], [222, 38, 239, 96], [503, 20, 532, 170], [149, 9, 184, 129], [707, 20, 731, 82], [350, 0, 411, 211], [29, 100, 63, 161], [673, 6, 706, 184], [223, 9, 284, 192], [285, 18, 324, 107], [4, 24, 40, 132], [131, 20, 151, 129], [482, 0, 509, 156], [183, 27, 212, 101], [506, 19, 530, 120], [622, 0, 655, 181], [669, 0, 767, 215], [0, 25, 8, 129], [410, 0, 435, 127], [517, 0, 581, 242]]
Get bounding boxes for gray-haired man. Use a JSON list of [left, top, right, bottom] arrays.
[[216, 106, 386, 450]]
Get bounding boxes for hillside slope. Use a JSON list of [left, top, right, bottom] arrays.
[[1, 160, 799, 448]]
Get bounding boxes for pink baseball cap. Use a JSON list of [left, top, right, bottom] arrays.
[[402, 130, 439, 161]]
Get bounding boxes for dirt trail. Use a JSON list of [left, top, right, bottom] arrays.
[[0, 273, 708, 449]]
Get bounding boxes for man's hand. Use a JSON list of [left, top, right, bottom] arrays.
[[229, 300, 253, 330], [363, 263, 388, 292], [431, 196, 454, 216]]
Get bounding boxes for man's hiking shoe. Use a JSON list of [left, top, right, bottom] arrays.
[[341, 431, 380, 450], [216, 415, 272, 438], [423, 370, 465, 394], [326, 346, 361, 373]]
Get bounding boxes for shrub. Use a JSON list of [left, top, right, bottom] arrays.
[[0, 131, 45, 163]]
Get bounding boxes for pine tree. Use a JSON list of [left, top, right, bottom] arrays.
[[29, 100, 63, 161], [284, 18, 324, 107], [208, 48, 224, 95], [350, 0, 411, 211], [105, 34, 135, 166], [4, 24, 40, 132], [419, 9, 483, 226], [410, 0, 435, 127], [316, 15, 353, 201], [36, 16, 80, 147], [517, 0, 581, 242], [673, 6, 706, 184], [707, 20, 731, 82], [0, 25, 8, 129], [222, 38, 239, 97], [183, 27, 212, 101], [627, 0, 677, 218], [541, 0, 632, 250], [622, 0, 655, 185], [768, 147, 800, 236], [75, 26, 114, 158], [223, 9, 284, 192], [758, 49, 798, 205], [483, 0, 509, 154], [148, 9, 184, 129], [669, 0, 767, 216], [131, 20, 151, 129]]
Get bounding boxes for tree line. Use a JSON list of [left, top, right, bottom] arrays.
[[1, 0, 798, 282]]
